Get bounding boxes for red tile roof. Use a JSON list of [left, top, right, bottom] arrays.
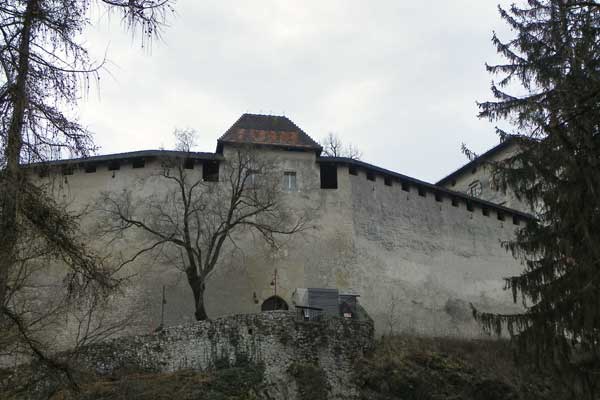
[[218, 114, 322, 152]]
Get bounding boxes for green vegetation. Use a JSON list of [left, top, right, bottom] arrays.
[[357, 336, 572, 400], [287, 362, 330, 400], [45, 363, 265, 400]]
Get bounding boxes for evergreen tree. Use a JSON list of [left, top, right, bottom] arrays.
[[474, 1, 600, 397]]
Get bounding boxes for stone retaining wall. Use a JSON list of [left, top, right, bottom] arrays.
[[74, 311, 373, 399]]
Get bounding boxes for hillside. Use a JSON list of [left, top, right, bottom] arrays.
[[6, 335, 572, 400]]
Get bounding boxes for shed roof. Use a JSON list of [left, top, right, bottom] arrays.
[[217, 114, 322, 153]]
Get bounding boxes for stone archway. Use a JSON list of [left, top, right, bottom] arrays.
[[261, 296, 289, 311]]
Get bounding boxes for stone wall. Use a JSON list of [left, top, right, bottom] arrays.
[[28, 144, 527, 344], [71, 311, 373, 400]]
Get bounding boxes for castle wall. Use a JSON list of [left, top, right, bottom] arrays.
[[440, 142, 530, 213], [29, 145, 526, 348]]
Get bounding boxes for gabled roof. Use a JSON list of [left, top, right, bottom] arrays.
[[217, 114, 322, 153], [436, 136, 520, 186]]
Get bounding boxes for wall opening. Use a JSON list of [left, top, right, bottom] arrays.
[[497, 211, 505, 221], [418, 187, 426, 197], [435, 193, 442, 202], [283, 171, 297, 191], [261, 296, 289, 311], [401, 181, 409, 192], [366, 171, 375, 181], [384, 176, 392, 186], [84, 164, 97, 173], [320, 164, 338, 189], [203, 161, 220, 182], [183, 158, 195, 170], [451, 197, 459, 207], [482, 207, 490, 217], [349, 166, 358, 176], [108, 161, 121, 171], [132, 158, 145, 169], [512, 215, 520, 225], [466, 201, 474, 212]]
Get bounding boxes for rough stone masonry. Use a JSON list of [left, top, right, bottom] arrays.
[[65, 311, 373, 400]]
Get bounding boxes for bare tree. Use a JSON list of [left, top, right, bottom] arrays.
[[97, 132, 310, 321], [320, 133, 362, 160], [0, 0, 175, 385]]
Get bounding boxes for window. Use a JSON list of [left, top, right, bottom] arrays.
[[468, 180, 482, 198], [84, 164, 97, 173], [108, 161, 120, 171], [401, 181, 410, 192], [366, 171, 375, 181], [451, 197, 459, 207], [512, 216, 520, 226], [482, 207, 490, 217], [62, 166, 74, 176], [466, 201, 474, 212], [203, 161, 219, 182], [247, 169, 259, 187], [183, 158, 194, 170], [435, 193, 443, 202], [320, 164, 338, 189], [283, 171, 297, 191], [132, 158, 145, 169], [418, 187, 426, 197], [349, 166, 358, 176], [384, 176, 392, 186], [497, 211, 505, 221]]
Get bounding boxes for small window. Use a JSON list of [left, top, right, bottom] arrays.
[[497, 211, 505, 221], [471, 167, 477, 174], [468, 180, 482, 198], [482, 207, 490, 217], [84, 164, 97, 173], [320, 164, 338, 189], [62, 166, 74, 176], [132, 158, 145, 169], [401, 181, 409, 192], [466, 201, 474, 212], [183, 158, 194, 170], [247, 169, 260, 187], [203, 161, 219, 182], [418, 187, 425, 197], [108, 161, 120, 171], [283, 171, 297, 191], [384, 176, 392, 186], [349, 166, 358, 176], [451, 197, 459, 207], [451, 179, 456, 187], [435, 193, 442, 202], [366, 171, 375, 181], [512, 216, 520, 226]]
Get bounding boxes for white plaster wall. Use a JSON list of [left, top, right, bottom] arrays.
[[29, 144, 526, 344]]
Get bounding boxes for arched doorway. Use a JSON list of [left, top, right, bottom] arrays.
[[261, 296, 289, 311]]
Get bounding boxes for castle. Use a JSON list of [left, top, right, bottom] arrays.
[[34, 114, 530, 338]]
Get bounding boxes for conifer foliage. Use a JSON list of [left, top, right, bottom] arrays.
[[474, 1, 600, 396]]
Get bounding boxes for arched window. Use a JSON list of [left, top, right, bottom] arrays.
[[261, 296, 289, 311]]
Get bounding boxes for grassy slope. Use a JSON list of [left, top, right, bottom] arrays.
[[4, 336, 572, 400], [357, 336, 572, 400]]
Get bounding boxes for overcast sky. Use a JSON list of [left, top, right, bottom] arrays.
[[79, 1, 516, 183]]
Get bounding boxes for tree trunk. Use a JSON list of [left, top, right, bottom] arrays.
[[192, 281, 208, 321], [0, 0, 37, 308]]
